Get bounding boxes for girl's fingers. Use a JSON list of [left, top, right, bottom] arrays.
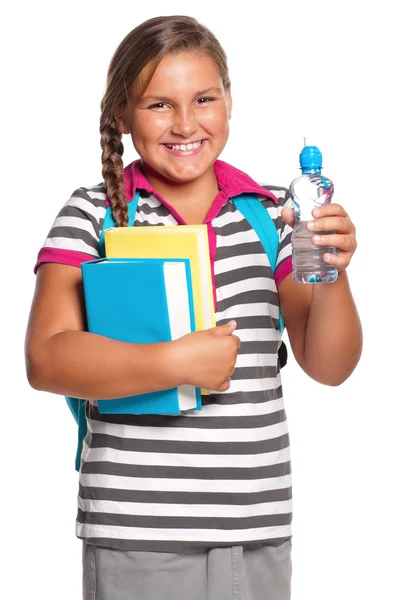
[[281, 207, 295, 227], [312, 203, 348, 218], [322, 250, 352, 270], [312, 233, 357, 253], [307, 216, 352, 234]]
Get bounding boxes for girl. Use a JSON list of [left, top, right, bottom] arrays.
[[25, 15, 362, 600]]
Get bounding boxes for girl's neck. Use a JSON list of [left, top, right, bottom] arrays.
[[140, 161, 218, 202], [140, 161, 220, 224]]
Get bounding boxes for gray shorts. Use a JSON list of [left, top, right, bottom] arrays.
[[82, 540, 292, 600]]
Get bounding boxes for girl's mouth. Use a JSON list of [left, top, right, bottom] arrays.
[[162, 139, 207, 156]]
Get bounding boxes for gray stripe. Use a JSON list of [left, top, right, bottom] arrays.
[[238, 342, 280, 356], [262, 185, 288, 195], [48, 226, 98, 251], [215, 241, 266, 261], [136, 204, 170, 218], [216, 266, 275, 289], [88, 408, 286, 430], [134, 220, 165, 227], [278, 233, 292, 254], [77, 509, 292, 530], [78, 485, 292, 505], [81, 460, 291, 480], [232, 366, 279, 381], [217, 289, 279, 314], [73, 188, 106, 208], [57, 205, 101, 239], [213, 219, 252, 237], [86, 432, 290, 455], [217, 315, 279, 330], [202, 388, 283, 405]]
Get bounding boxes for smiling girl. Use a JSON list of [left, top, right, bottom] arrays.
[[25, 15, 362, 600]]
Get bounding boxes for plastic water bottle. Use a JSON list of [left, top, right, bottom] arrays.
[[290, 140, 338, 283]]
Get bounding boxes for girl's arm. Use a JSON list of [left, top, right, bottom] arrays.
[[278, 203, 362, 385], [25, 263, 239, 399]]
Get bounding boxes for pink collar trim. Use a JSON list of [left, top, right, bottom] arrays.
[[105, 159, 278, 206]]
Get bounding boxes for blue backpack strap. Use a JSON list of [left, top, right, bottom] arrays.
[[66, 191, 141, 471], [231, 194, 284, 333], [98, 190, 141, 257]]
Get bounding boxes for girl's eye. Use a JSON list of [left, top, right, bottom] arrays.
[[196, 97, 214, 105], [148, 102, 169, 110]]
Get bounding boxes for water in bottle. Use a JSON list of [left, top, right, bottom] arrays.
[[290, 141, 338, 283]]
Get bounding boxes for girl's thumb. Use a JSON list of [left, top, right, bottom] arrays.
[[214, 320, 237, 335]]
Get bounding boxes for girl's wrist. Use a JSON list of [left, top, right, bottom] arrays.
[[149, 340, 187, 389]]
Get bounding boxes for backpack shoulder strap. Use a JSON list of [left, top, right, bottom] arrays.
[[231, 194, 284, 333], [67, 190, 141, 471], [98, 190, 141, 257]]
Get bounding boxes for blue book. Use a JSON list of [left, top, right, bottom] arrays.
[[81, 257, 201, 414]]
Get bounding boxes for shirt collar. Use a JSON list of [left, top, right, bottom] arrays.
[[105, 159, 278, 205]]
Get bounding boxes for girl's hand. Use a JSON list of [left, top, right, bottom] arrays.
[[282, 204, 357, 271], [171, 321, 241, 392]]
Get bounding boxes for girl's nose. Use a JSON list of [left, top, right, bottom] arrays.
[[170, 107, 197, 137]]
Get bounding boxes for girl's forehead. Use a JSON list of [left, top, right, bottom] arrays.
[[135, 52, 223, 99]]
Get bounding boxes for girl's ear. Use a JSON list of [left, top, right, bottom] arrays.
[[114, 114, 130, 135], [227, 90, 232, 120]]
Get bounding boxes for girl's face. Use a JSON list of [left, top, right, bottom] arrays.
[[117, 52, 232, 185]]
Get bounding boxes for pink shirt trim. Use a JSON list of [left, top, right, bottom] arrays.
[[106, 160, 279, 211], [275, 257, 293, 288], [34, 248, 95, 274]]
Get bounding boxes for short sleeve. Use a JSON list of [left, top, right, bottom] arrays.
[[261, 186, 293, 287], [34, 185, 107, 274]]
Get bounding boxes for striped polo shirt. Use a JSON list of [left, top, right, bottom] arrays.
[[35, 159, 294, 552]]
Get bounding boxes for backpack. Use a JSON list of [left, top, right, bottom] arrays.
[[66, 192, 287, 470]]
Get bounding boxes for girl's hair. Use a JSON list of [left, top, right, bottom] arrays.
[[100, 15, 231, 226]]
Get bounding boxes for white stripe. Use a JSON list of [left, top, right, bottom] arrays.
[[81, 443, 290, 469], [225, 376, 282, 394], [187, 397, 284, 418], [234, 352, 277, 368], [277, 243, 292, 267], [136, 211, 178, 226], [264, 206, 279, 220], [78, 498, 292, 518], [79, 473, 292, 494], [237, 328, 280, 342], [43, 236, 98, 256], [280, 224, 293, 243], [52, 216, 99, 239], [216, 229, 259, 248], [215, 253, 269, 275], [67, 196, 101, 219], [76, 522, 292, 543], [217, 277, 276, 301], [214, 208, 246, 227], [187, 397, 284, 417], [84, 188, 107, 201], [87, 414, 287, 442], [216, 302, 279, 322]]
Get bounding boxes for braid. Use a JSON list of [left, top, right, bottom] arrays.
[[100, 115, 129, 227]]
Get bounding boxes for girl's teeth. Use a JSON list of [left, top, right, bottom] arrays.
[[166, 141, 202, 151]]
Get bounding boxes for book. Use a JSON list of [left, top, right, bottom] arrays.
[[104, 225, 216, 333], [81, 257, 201, 414]]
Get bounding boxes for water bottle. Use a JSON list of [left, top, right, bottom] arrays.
[[290, 141, 338, 283]]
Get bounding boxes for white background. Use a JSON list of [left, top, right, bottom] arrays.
[[2, 0, 397, 598]]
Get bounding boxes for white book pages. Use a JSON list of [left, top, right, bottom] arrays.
[[163, 261, 197, 411]]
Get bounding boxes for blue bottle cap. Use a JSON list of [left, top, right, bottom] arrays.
[[299, 145, 322, 170]]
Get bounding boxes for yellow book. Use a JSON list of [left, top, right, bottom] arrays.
[[105, 226, 216, 395]]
